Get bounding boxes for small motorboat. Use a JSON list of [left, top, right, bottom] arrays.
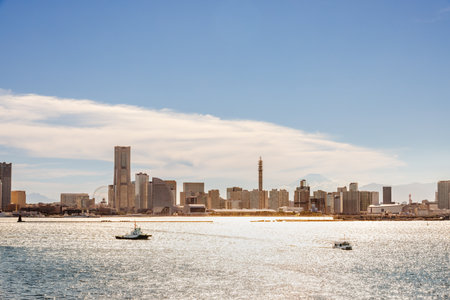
[[115, 222, 151, 240], [333, 241, 352, 250]]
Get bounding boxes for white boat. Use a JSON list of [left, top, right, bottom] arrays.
[[115, 222, 151, 240], [333, 241, 353, 250]]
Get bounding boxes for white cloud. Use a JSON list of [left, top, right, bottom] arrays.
[[0, 91, 404, 198]]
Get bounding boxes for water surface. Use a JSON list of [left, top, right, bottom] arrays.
[[0, 217, 448, 299]]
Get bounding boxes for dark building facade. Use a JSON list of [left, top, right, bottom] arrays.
[[150, 177, 174, 215], [0, 163, 12, 211], [383, 186, 392, 204]]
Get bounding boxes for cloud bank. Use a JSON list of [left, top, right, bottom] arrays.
[[0, 90, 403, 199]]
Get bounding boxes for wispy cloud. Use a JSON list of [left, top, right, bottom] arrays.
[[0, 90, 404, 198], [416, 5, 450, 23]]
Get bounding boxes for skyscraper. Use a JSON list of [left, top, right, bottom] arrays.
[[349, 182, 358, 192], [150, 177, 175, 215], [437, 180, 450, 209], [111, 146, 134, 211], [0, 163, 12, 211], [383, 186, 392, 204], [258, 157, 263, 191], [135, 172, 149, 211]]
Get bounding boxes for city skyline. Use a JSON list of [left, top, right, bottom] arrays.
[[1, 1, 449, 202]]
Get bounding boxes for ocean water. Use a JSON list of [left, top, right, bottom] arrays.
[[0, 217, 448, 299]]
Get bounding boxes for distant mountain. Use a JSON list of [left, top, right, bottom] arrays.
[[360, 182, 436, 203], [27, 193, 57, 204]]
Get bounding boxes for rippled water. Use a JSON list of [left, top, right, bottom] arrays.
[[0, 217, 448, 299]]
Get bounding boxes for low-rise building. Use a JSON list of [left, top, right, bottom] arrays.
[[368, 203, 404, 214]]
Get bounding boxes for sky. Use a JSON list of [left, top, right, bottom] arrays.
[[0, 1, 449, 202]]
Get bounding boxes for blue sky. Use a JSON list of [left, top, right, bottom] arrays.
[[0, 1, 449, 202]]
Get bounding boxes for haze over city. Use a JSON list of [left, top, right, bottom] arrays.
[[1, 1, 450, 202]]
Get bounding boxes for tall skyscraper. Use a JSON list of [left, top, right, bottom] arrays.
[[0, 163, 12, 211], [111, 146, 134, 211], [135, 172, 149, 211], [150, 177, 175, 214], [164, 180, 177, 206], [383, 186, 392, 204], [258, 157, 263, 191], [437, 180, 450, 209]]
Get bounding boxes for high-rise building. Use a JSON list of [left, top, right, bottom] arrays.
[[150, 177, 175, 214], [249, 189, 268, 209], [11, 191, 26, 209], [207, 189, 222, 209], [164, 180, 177, 206], [111, 146, 134, 211], [371, 191, 380, 205], [294, 180, 310, 210], [437, 180, 450, 209], [181, 182, 205, 206], [135, 172, 149, 211], [359, 191, 371, 212], [342, 190, 360, 214], [349, 183, 358, 192], [258, 157, 263, 191], [269, 189, 289, 210], [383, 186, 392, 204], [0, 163, 12, 211]]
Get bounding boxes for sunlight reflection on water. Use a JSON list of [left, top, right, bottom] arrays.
[[0, 217, 448, 299]]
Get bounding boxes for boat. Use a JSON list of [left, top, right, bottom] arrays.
[[115, 222, 151, 240], [333, 241, 353, 250]]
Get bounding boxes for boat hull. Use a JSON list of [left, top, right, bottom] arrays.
[[115, 234, 151, 240]]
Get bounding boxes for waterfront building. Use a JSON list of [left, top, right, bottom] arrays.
[[359, 191, 371, 212], [349, 182, 358, 192], [181, 182, 205, 206], [268, 189, 279, 210], [371, 191, 380, 205], [111, 146, 135, 211], [342, 190, 360, 214], [326, 193, 334, 214], [333, 192, 343, 214], [294, 180, 310, 211], [135, 172, 149, 211], [368, 203, 403, 214], [437, 180, 450, 209], [207, 189, 222, 209], [250, 189, 268, 209], [150, 177, 175, 215], [60, 193, 90, 209], [0, 162, 12, 211], [11, 191, 26, 209], [312, 190, 327, 213], [383, 186, 392, 204], [183, 204, 206, 215], [227, 187, 242, 200], [164, 180, 177, 206]]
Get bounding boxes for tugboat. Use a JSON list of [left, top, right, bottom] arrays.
[[115, 222, 151, 240], [333, 241, 353, 250]]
